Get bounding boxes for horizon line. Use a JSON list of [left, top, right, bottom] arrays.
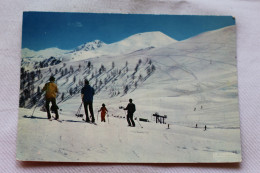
[[22, 25, 235, 52]]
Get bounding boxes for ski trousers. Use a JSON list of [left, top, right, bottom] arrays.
[[101, 112, 106, 122], [83, 101, 95, 122], [127, 112, 135, 127], [45, 98, 59, 119]]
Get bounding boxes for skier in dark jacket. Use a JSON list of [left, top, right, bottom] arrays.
[[124, 99, 136, 127], [81, 80, 95, 123]]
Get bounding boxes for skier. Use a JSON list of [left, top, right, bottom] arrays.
[[42, 76, 59, 120], [124, 99, 136, 127], [98, 103, 108, 122], [81, 79, 95, 123]]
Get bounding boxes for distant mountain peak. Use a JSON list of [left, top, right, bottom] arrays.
[[117, 31, 178, 49], [75, 40, 106, 52]]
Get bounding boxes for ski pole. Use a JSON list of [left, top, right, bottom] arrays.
[[78, 103, 82, 114], [107, 113, 109, 124], [136, 116, 143, 128], [31, 95, 43, 117], [123, 110, 127, 122], [75, 102, 83, 117], [31, 103, 38, 117]]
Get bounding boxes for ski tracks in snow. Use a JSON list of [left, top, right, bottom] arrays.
[[154, 55, 207, 106], [132, 150, 140, 158]]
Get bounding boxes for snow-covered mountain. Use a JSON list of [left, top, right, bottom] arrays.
[[73, 40, 106, 52], [17, 26, 241, 163], [21, 47, 71, 70], [63, 31, 178, 61], [22, 47, 70, 59], [21, 31, 177, 66], [126, 25, 238, 127], [20, 26, 238, 126], [100, 31, 177, 55], [21, 48, 36, 58]]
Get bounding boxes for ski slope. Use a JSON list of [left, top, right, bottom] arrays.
[[17, 25, 241, 162], [17, 108, 241, 163]]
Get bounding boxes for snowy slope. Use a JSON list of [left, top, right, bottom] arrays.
[[17, 108, 241, 163], [72, 40, 106, 52], [17, 26, 241, 162], [81, 25, 238, 127], [22, 47, 70, 60], [21, 47, 71, 70], [122, 25, 238, 125], [63, 31, 177, 62]]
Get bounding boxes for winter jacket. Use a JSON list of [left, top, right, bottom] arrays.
[[99, 107, 107, 114], [124, 103, 136, 114], [81, 84, 95, 102], [99, 107, 108, 116], [42, 82, 58, 99]]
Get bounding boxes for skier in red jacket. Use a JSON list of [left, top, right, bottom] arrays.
[[98, 103, 108, 122]]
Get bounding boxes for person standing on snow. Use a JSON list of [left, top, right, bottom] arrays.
[[42, 76, 59, 120], [81, 80, 95, 123], [124, 99, 136, 127], [98, 103, 108, 122]]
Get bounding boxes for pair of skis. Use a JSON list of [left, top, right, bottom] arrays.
[[120, 107, 143, 128], [82, 118, 97, 125], [49, 116, 62, 123]]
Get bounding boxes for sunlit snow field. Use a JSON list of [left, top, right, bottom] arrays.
[[17, 25, 241, 162]]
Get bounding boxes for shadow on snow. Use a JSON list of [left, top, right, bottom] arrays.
[[23, 115, 85, 123]]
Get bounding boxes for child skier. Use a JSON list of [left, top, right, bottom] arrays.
[[98, 103, 108, 122]]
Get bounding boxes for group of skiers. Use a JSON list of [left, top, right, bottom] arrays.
[[42, 76, 136, 127]]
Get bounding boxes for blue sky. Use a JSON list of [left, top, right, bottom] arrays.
[[22, 12, 235, 51]]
